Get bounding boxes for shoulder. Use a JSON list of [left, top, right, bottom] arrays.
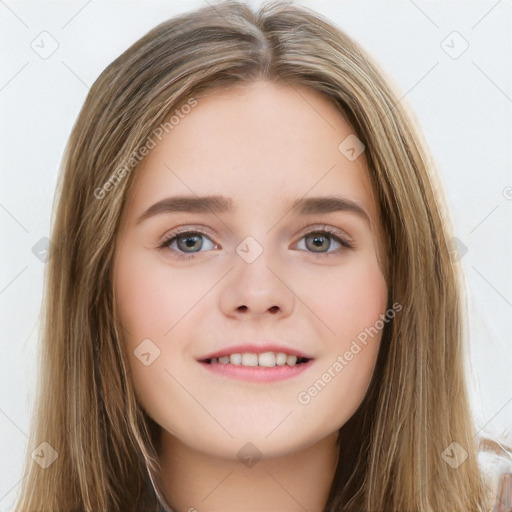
[[478, 436, 512, 511]]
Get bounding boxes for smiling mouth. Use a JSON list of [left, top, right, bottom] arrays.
[[201, 352, 312, 367], [198, 354, 314, 382]]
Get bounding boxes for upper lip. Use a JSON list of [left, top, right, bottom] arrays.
[[198, 343, 314, 361]]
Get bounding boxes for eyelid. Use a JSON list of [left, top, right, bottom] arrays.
[[158, 224, 216, 247], [295, 222, 353, 242]]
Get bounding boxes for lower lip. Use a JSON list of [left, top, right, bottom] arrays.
[[198, 360, 314, 382]]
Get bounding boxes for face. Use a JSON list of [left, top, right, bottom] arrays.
[[113, 80, 388, 460]]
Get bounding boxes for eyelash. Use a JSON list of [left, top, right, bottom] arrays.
[[158, 224, 354, 260]]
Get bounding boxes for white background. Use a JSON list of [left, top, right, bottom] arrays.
[[1, 1, 511, 510]]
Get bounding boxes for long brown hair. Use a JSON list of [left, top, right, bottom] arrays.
[[14, 1, 493, 510]]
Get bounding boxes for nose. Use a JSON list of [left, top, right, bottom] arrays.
[[218, 242, 295, 320]]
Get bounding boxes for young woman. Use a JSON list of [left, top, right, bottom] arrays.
[[13, 1, 509, 511]]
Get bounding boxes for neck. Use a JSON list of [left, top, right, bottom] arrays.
[[158, 431, 339, 512]]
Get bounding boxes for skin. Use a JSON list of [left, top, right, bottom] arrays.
[[113, 80, 388, 512]]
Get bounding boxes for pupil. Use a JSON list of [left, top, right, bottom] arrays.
[[178, 234, 202, 252], [307, 233, 328, 251]]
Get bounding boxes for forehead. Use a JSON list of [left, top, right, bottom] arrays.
[[123, 80, 379, 228]]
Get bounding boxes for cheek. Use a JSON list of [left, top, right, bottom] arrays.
[[296, 254, 388, 343], [113, 249, 218, 403], [292, 253, 387, 418], [114, 249, 209, 342], [112, 248, 206, 429], [335, 267, 387, 340]]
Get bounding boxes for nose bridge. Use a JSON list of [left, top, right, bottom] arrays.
[[235, 234, 268, 266], [219, 231, 294, 316], [235, 232, 280, 290]]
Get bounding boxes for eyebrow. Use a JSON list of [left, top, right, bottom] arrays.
[[136, 194, 371, 225]]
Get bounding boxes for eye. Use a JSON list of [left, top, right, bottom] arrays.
[[295, 227, 353, 255], [159, 229, 217, 259]]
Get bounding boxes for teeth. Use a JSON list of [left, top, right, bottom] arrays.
[[286, 355, 297, 366], [258, 352, 275, 367], [229, 353, 242, 365], [241, 353, 258, 366], [275, 352, 287, 366], [207, 351, 307, 367]]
